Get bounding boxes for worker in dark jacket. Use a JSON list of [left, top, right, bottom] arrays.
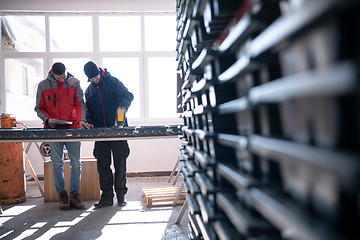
[[84, 61, 134, 208]]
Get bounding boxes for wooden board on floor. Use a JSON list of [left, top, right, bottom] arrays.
[[142, 186, 186, 207]]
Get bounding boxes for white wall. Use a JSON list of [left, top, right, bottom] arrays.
[[25, 135, 181, 177]]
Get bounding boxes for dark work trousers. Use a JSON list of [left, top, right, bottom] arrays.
[[93, 140, 130, 200]]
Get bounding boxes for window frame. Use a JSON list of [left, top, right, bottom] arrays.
[[0, 12, 181, 126]]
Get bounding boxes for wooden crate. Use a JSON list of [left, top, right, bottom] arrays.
[[44, 159, 100, 202], [142, 186, 186, 207]]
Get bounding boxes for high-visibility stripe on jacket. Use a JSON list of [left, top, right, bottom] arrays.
[[34, 71, 86, 129]]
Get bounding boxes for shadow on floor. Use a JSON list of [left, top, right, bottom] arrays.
[[0, 177, 188, 240]]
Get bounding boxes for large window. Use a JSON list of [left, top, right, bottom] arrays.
[[144, 15, 176, 51], [99, 16, 141, 52], [2, 16, 45, 52], [148, 57, 178, 118], [5, 58, 43, 120], [49, 16, 93, 52], [1, 13, 179, 125]]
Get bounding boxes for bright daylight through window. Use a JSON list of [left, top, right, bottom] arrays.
[[1, 13, 179, 124]]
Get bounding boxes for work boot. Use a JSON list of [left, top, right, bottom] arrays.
[[70, 191, 87, 210], [58, 191, 71, 210], [94, 198, 113, 209], [117, 194, 127, 206]]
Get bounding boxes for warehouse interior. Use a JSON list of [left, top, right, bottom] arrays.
[[1, 0, 360, 240]]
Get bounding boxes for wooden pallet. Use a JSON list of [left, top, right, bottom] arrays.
[[142, 186, 186, 207]]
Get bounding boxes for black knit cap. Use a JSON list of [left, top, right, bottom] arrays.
[[84, 61, 100, 79]]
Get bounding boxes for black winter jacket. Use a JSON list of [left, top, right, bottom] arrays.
[[85, 68, 134, 128]]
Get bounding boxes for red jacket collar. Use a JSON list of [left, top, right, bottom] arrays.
[[99, 67, 105, 77]]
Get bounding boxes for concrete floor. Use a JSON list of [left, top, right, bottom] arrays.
[[0, 176, 189, 240]]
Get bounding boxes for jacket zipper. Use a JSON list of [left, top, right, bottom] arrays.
[[97, 85, 107, 127]]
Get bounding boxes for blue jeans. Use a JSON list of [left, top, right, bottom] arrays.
[[48, 142, 81, 194]]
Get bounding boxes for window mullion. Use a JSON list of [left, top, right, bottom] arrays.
[[45, 15, 51, 78], [142, 54, 149, 122], [93, 15, 100, 63], [0, 17, 4, 113], [140, 14, 148, 122]]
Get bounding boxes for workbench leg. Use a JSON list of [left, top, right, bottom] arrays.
[[175, 198, 188, 224], [0, 206, 2, 229], [168, 157, 180, 183], [172, 169, 181, 186], [172, 182, 184, 206], [24, 152, 44, 196], [25, 142, 46, 162]]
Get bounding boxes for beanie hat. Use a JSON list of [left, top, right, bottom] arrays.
[[84, 61, 100, 79]]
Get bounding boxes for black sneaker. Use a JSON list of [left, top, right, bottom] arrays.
[[117, 194, 127, 206], [94, 198, 113, 209]]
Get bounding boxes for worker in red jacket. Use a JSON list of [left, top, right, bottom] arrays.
[[35, 62, 92, 210]]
